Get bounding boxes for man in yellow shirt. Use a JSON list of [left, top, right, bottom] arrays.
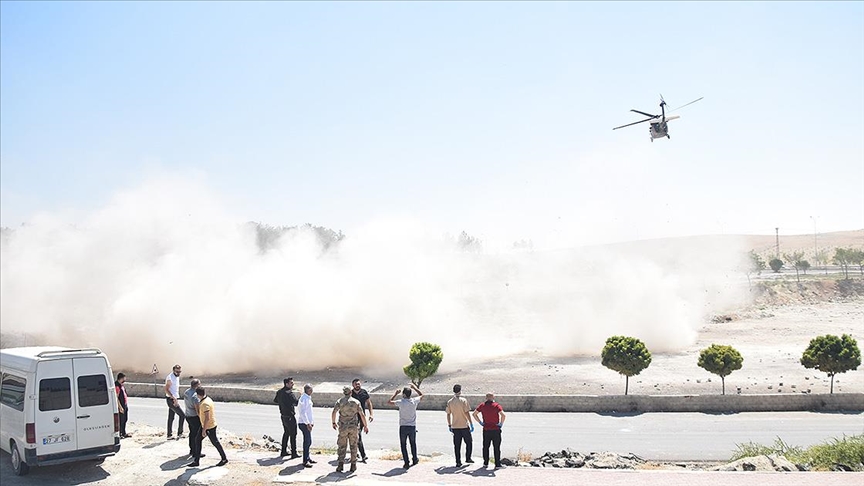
[[187, 387, 228, 467]]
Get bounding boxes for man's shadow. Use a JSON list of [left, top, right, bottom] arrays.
[[277, 462, 309, 475], [160, 455, 193, 471], [372, 467, 409, 477]]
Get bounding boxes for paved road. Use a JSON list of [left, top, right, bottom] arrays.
[[129, 397, 863, 461]]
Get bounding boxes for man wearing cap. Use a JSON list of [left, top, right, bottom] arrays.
[[331, 386, 369, 473]]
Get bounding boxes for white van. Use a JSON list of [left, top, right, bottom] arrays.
[[0, 347, 121, 476]]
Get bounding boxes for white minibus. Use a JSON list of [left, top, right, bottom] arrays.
[[0, 347, 120, 475]]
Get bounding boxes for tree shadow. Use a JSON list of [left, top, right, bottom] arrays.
[[160, 455, 193, 471], [163, 467, 216, 486], [593, 411, 644, 417]]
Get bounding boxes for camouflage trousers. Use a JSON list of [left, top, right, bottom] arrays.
[[336, 426, 359, 465]]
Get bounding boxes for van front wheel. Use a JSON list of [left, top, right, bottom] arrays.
[[11, 441, 30, 476]]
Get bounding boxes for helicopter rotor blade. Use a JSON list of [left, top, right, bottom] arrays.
[[670, 97, 704, 112], [613, 117, 655, 130], [630, 109, 658, 118]]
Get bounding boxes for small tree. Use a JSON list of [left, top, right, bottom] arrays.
[[697, 344, 744, 395], [848, 249, 864, 276], [746, 250, 766, 288], [833, 248, 851, 279], [769, 258, 784, 273], [403, 342, 443, 387], [797, 260, 811, 275], [601, 336, 652, 395], [800, 334, 861, 394], [784, 251, 805, 283]]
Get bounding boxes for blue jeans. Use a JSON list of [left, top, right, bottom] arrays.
[[399, 425, 417, 465], [299, 423, 312, 463]]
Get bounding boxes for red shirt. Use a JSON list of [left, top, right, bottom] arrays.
[[475, 401, 503, 431]]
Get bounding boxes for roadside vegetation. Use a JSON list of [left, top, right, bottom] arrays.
[[731, 435, 864, 471]]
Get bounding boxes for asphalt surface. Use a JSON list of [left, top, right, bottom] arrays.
[[129, 397, 864, 461]]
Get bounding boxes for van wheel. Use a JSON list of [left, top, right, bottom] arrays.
[[11, 441, 30, 476]]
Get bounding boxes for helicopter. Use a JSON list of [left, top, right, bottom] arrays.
[[613, 95, 703, 142]]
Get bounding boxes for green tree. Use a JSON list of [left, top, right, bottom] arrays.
[[601, 336, 652, 395], [798, 260, 811, 275], [403, 342, 443, 387], [833, 248, 851, 279], [697, 344, 744, 395], [784, 251, 805, 283], [800, 334, 861, 394], [769, 258, 784, 273]]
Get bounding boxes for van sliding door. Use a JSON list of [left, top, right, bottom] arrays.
[[73, 358, 115, 450]]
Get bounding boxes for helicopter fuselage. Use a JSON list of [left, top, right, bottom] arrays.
[[649, 115, 680, 140]]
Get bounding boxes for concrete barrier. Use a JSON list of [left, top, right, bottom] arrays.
[[126, 383, 864, 413]]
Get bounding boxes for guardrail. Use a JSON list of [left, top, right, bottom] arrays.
[[126, 383, 863, 413]]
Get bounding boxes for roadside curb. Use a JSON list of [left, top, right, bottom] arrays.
[[126, 383, 864, 413]]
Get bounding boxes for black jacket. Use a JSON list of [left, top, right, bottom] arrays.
[[274, 387, 298, 416]]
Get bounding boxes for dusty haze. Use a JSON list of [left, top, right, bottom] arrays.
[[0, 177, 751, 374]]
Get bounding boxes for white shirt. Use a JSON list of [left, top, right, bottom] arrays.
[[298, 393, 314, 424], [165, 373, 181, 399]]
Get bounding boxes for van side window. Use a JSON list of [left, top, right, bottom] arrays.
[[1, 373, 27, 412], [77, 374, 109, 407], [39, 377, 72, 411]]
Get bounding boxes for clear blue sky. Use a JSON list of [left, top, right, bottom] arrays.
[[2, 1, 862, 248]]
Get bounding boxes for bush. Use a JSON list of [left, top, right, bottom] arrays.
[[769, 258, 784, 273], [731, 435, 864, 471]]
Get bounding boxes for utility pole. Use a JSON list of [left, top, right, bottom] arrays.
[[775, 227, 779, 257]]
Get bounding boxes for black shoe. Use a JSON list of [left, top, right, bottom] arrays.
[[456, 463, 463, 468], [336, 464, 344, 473], [290, 454, 300, 459], [349, 465, 357, 473], [216, 459, 228, 467], [361, 456, 368, 463], [280, 451, 288, 457], [403, 462, 410, 469], [483, 462, 489, 467], [304, 462, 313, 468], [186, 462, 199, 468], [308, 459, 317, 464], [466, 459, 474, 463], [412, 459, 419, 466]]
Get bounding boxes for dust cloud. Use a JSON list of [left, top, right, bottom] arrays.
[[0, 177, 751, 374]]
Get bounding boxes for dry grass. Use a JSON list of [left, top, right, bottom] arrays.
[[516, 447, 532, 463]]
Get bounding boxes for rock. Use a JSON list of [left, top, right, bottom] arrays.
[[714, 455, 798, 472], [500, 457, 517, 466], [767, 454, 797, 472]]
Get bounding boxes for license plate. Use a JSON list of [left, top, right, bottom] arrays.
[[43, 434, 71, 445]]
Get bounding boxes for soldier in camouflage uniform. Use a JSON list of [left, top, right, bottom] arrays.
[[331, 386, 369, 473]]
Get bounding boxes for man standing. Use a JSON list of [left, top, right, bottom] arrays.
[[114, 373, 130, 439], [297, 384, 315, 468], [331, 386, 369, 473], [184, 379, 203, 459], [164, 364, 185, 439], [387, 383, 423, 469], [446, 384, 474, 467], [188, 387, 228, 467], [274, 377, 299, 459], [350, 378, 374, 463], [472, 392, 506, 469]]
